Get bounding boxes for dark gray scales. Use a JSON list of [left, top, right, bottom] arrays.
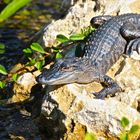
[[37, 13, 140, 99]]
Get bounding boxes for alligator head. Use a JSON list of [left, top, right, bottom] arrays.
[[37, 58, 98, 85]]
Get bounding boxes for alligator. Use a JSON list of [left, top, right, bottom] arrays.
[[37, 13, 140, 99]]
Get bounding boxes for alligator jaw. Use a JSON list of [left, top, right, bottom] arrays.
[[37, 71, 76, 85], [37, 58, 84, 85]]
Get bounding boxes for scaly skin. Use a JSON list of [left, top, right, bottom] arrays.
[[37, 13, 140, 99]]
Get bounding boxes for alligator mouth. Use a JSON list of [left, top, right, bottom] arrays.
[[37, 72, 75, 85], [46, 73, 75, 85]]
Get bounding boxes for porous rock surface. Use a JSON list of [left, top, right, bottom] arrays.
[[12, 72, 37, 102], [38, 0, 140, 48], [40, 56, 140, 139], [37, 0, 140, 139]]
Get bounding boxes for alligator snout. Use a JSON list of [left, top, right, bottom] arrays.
[[36, 68, 48, 84], [36, 74, 43, 83]]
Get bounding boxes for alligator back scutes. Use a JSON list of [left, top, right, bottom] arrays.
[[83, 18, 121, 61]]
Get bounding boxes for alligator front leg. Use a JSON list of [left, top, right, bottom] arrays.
[[93, 75, 121, 99], [90, 15, 112, 28], [125, 38, 140, 55], [121, 22, 140, 55]]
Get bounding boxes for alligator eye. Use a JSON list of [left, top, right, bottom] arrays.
[[61, 66, 69, 71], [61, 66, 73, 71]]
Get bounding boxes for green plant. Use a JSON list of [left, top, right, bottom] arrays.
[[12, 73, 19, 82], [121, 117, 130, 128], [0, 43, 6, 54], [30, 43, 46, 54], [0, 64, 7, 75], [0, 0, 32, 22], [56, 26, 95, 43], [3, 0, 12, 4], [0, 43, 47, 89], [0, 65, 7, 89], [81, 26, 95, 37], [0, 81, 6, 89], [23, 47, 33, 57], [119, 117, 140, 140], [85, 132, 97, 140], [0, 26, 95, 89], [34, 60, 45, 70], [55, 26, 95, 58], [52, 47, 62, 59], [23, 42, 47, 70], [56, 34, 69, 43]]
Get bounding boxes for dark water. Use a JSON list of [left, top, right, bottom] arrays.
[[0, 1, 68, 139], [0, 0, 65, 71], [0, 28, 23, 71]]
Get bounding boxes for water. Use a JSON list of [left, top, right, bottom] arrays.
[[0, 1, 67, 139], [0, 0, 64, 72]]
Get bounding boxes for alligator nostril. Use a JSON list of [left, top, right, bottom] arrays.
[[36, 74, 42, 83]]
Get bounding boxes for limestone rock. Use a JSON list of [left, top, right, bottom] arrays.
[[12, 73, 37, 102], [38, 0, 96, 48], [39, 56, 140, 139], [97, 0, 140, 15], [37, 0, 140, 139], [75, 98, 140, 136], [38, 0, 140, 48], [16, 72, 37, 89], [114, 57, 140, 108]]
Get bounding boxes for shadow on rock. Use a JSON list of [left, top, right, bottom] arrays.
[[35, 86, 67, 140], [0, 84, 45, 140]]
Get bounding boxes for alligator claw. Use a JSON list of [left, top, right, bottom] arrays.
[[93, 92, 107, 99]]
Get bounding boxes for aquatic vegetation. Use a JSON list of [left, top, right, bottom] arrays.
[[0, 0, 32, 22]]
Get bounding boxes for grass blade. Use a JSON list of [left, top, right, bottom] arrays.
[[0, 64, 7, 75], [0, 0, 32, 22]]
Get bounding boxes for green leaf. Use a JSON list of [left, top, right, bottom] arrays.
[[12, 73, 19, 82], [81, 26, 95, 37], [120, 132, 129, 140], [56, 52, 62, 59], [0, 81, 6, 89], [21, 9, 30, 16], [129, 125, 139, 134], [28, 58, 36, 65], [30, 43, 46, 54], [121, 117, 130, 128], [0, 0, 32, 22], [23, 48, 33, 57], [3, 0, 12, 4], [0, 49, 5, 54], [85, 133, 97, 140], [56, 34, 69, 43], [35, 60, 45, 70], [0, 43, 6, 54], [0, 64, 7, 75], [23, 48, 32, 54], [52, 48, 60, 53], [69, 34, 85, 41], [0, 43, 6, 49]]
